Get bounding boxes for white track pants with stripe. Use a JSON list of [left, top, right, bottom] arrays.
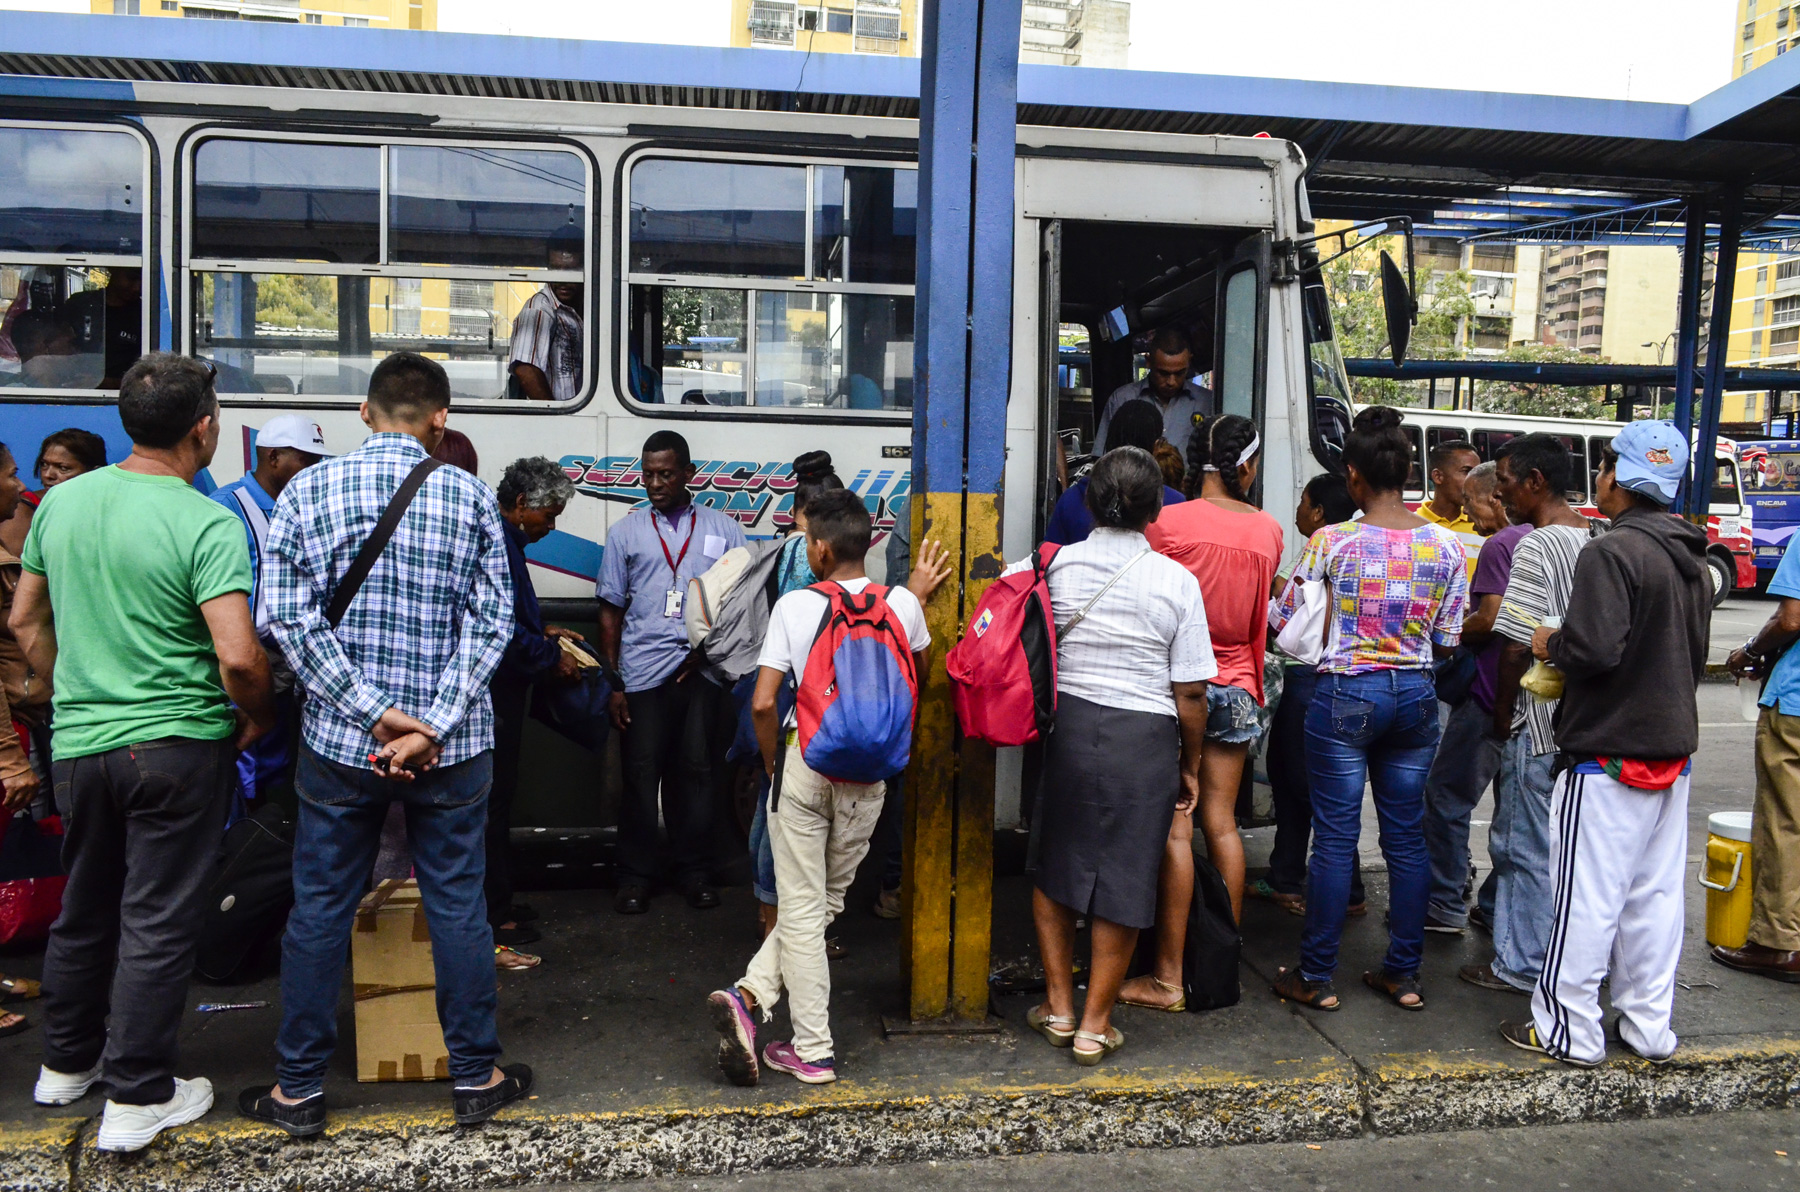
[[1531, 767, 1689, 1065]]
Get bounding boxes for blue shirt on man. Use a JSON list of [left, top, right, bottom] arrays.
[[596, 502, 746, 691], [212, 470, 277, 632], [1761, 543, 1800, 716]]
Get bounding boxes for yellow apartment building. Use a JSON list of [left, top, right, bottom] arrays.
[[729, 0, 1128, 65], [731, 0, 918, 55], [1722, 0, 1800, 423], [94, 0, 435, 30]]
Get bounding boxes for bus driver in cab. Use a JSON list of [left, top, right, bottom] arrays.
[[1092, 326, 1216, 454]]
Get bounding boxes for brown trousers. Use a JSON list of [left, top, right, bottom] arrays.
[[1750, 707, 1800, 950]]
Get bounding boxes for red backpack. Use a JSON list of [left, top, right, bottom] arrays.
[[946, 544, 1060, 747], [780, 582, 919, 798]]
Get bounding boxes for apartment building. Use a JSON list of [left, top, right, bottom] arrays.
[[1020, 1, 1129, 68], [1410, 237, 1541, 354], [1724, 0, 1800, 422], [1537, 244, 1680, 364], [95, 0, 434, 28], [732, 0, 917, 54], [732, 0, 1128, 64]]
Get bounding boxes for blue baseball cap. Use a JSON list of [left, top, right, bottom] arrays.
[[1608, 420, 1688, 505]]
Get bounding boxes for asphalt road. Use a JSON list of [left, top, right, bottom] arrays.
[[535, 1108, 1800, 1192], [1713, 590, 1777, 667]]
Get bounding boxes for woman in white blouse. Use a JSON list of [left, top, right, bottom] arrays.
[[1019, 448, 1215, 1065]]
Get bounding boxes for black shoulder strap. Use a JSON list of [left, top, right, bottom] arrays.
[[325, 457, 444, 629]]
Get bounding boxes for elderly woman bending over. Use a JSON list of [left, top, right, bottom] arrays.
[[487, 457, 586, 963], [1020, 447, 1214, 1065]]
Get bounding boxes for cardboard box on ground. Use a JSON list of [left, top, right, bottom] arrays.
[[354, 878, 449, 1083]]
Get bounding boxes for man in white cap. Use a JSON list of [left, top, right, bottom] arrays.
[[1498, 420, 1709, 1068], [211, 414, 329, 804]]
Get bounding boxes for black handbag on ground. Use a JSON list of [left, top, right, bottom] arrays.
[[196, 801, 295, 984], [1183, 853, 1243, 1011]]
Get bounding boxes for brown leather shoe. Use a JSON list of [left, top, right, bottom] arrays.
[[1710, 941, 1800, 983]]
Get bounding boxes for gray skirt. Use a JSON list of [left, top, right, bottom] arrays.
[[1035, 693, 1181, 930]]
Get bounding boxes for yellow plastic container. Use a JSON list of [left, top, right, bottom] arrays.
[[1700, 811, 1754, 949]]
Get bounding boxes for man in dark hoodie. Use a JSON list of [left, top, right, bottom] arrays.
[[1499, 420, 1709, 1069]]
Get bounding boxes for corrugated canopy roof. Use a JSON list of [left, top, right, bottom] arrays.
[[6, 12, 1800, 237]]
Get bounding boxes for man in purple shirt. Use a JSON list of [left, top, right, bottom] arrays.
[[1422, 462, 1522, 935]]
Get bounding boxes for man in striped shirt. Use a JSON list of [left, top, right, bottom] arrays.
[[244, 353, 530, 1136], [508, 234, 583, 403], [1467, 433, 1600, 997]]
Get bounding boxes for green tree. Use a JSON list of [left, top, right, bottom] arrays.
[[1321, 233, 1606, 416]]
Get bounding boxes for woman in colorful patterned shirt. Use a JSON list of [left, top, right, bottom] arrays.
[[1268, 405, 1468, 1013]]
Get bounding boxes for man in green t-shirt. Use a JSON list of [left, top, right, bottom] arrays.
[[9, 353, 274, 1153]]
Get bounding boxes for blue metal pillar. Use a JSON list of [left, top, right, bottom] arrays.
[[1692, 190, 1742, 517], [902, 0, 1021, 1024], [1671, 204, 1706, 508]]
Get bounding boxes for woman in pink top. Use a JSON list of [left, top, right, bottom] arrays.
[[1119, 414, 1282, 1012]]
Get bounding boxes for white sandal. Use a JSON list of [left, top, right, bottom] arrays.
[[1072, 1025, 1124, 1066], [1027, 1004, 1077, 1047]]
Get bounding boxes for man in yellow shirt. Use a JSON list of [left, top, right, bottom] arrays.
[[1419, 439, 1484, 579]]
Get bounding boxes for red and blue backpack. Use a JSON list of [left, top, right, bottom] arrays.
[[776, 582, 918, 801]]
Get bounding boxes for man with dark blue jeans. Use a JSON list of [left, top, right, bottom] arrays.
[[277, 750, 497, 1094], [241, 353, 526, 1136]]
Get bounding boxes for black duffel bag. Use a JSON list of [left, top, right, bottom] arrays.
[[1183, 854, 1242, 1011], [196, 801, 295, 984]]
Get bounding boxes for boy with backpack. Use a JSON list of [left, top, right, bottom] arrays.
[[707, 490, 929, 1085]]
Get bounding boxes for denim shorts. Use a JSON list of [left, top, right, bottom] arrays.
[[1206, 683, 1262, 744]]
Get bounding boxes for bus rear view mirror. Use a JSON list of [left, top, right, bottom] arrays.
[[1381, 250, 1414, 365]]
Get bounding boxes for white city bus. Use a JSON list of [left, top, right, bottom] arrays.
[[1, 81, 1359, 823], [1390, 407, 1752, 605]]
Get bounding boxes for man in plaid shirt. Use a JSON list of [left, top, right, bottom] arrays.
[[240, 353, 532, 1137]]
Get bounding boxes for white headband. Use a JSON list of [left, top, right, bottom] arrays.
[[1202, 431, 1261, 472]]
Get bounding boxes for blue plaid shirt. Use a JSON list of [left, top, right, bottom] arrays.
[[264, 432, 514, 768]]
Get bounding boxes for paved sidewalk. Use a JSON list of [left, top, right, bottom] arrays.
[[1, 688, 1794, 1191]]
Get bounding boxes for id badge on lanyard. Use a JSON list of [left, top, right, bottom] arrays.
[[657, 509, 697, 618]]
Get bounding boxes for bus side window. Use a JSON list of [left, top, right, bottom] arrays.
[[1404, 424, 1425, 495], [188, 135, 592, 405], [624, 155, 917, 414], [0, 123, 149, 395], [1471, 429, 1516, 464], [1426, 426, 1470, 462], [1558, 435, 1587, 503], [1589, 436, 1611, 500]]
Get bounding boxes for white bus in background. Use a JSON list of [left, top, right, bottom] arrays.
[[1390, 407, 1752, 606]]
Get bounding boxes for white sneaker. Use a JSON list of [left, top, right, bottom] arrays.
[[34, 1063, 104, 1107], [95, 1077, 214, 1152]]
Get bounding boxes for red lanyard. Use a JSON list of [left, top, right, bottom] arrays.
[[655, 507, 697, 583]]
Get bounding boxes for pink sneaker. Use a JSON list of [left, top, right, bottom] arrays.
[[707, 988, 759, 1086], [761, 1040, 836, 1084]]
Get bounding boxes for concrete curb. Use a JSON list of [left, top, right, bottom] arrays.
[[6, 1034, 1798, 1191]]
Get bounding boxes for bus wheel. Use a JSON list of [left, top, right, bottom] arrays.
[[1707, 552, 1734, 608]]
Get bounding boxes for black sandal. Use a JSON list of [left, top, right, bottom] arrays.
[[0, 1011, 30, 1038], [1363, 969, 1425, 1011], [1273, 965, 1340, 1011]]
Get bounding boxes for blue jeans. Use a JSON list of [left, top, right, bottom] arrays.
[[1421, 698, 1502, 927], [1302, 669, 1440, 983], [750, 777, 778, 905], [276, 747, 502, 1097], [1491, 732, 1557, 990]]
